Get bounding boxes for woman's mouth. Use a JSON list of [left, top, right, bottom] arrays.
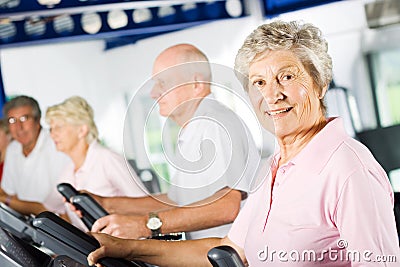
[[266, 107, 293, 116]]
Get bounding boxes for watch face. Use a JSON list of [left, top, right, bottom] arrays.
[[146, 217, 162, 230]]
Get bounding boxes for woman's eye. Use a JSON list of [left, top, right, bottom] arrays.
[[282, 74, 294, 81], [253, 80, 265, 87]]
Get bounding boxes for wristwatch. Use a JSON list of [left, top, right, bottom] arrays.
[[146, 212, 163, 237]]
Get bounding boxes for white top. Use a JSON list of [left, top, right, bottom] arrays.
[[167, 95, 261, 239], [46, 141, 148, 230], [1, 129, 70, 203]]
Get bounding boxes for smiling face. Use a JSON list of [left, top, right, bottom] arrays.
[[7, 105, 41, 155], [248, 50, 326, 140]]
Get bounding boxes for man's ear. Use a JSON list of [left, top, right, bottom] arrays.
[[193, 73, 206, 96]]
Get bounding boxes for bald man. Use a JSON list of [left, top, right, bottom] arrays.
[[86, 44, 260, 240]]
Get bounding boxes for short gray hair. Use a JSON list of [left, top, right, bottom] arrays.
[[45, 96, 98, 144], [3, 95, 41, 122], [235, 20, 332, 114]]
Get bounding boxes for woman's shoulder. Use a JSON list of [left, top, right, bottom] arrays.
[[328, 137, 385, 177], [90, 142, 125, 163]]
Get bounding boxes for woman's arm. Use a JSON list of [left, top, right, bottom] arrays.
[[88, 234, 246, 267]]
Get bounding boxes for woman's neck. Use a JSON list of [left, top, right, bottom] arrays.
[[68, 141, 90, 172], [277, 119, 327, 166]]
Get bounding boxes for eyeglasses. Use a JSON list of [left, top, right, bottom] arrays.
[[8, 115, 31, 124]]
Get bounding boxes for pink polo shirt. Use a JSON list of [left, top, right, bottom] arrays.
[[45, 141, 148, 230], [228, 118, 400, 266]]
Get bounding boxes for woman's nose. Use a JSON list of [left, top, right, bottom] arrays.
[[260, 80, 284, 104]]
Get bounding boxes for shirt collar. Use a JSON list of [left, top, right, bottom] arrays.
[[27, 128, 46, 156], [272, 117, 348, 174], [290, 117, 348, 174], [178, 93, 215, 143], [192, 93, 215, 117]]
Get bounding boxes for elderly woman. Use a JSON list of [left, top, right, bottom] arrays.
[[87, 21, 399, 266], [45, 96, 147, 230]]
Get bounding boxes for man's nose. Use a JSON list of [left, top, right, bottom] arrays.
[[14, 120, 25, 129], [150, 85, 161, 100]]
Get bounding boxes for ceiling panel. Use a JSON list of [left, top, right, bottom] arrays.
[[262, 0, 343, 17], [0, 0, 246, 49]]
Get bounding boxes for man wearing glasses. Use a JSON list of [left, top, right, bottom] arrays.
[[0, 95, 69, 216]]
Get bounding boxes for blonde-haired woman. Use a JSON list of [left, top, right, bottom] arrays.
[[45, 96, 147, 230]]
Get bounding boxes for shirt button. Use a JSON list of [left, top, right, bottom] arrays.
[[281, 168, 285, 174]]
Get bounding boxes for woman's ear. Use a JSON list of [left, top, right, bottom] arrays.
[[319, 84, 328, 99], [78, 124, 89, 139]]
